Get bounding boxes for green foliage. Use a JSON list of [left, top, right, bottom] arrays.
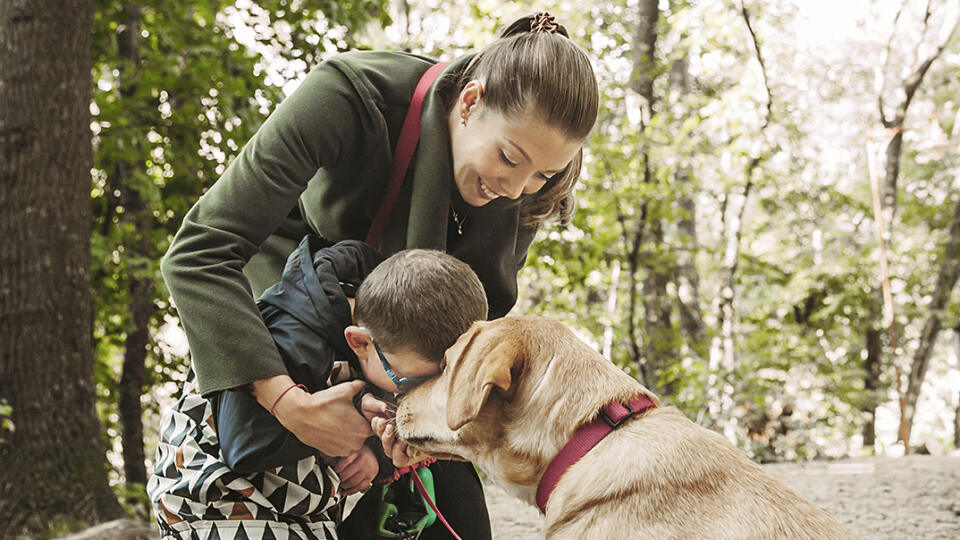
[[90, 0, 388, 483], [88, 0, 960, 487], [0, 399, 13, 440], [114, 481, 152, 521]]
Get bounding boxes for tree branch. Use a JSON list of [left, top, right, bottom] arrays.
[[878, 2, 906, 128], [738, 1, 772, 129], [897, 9, 960, 122]]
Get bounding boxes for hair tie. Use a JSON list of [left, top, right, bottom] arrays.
[[530, 11, 560, 34]]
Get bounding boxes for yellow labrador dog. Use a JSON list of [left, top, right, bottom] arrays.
[[396, 316, 854, 539]]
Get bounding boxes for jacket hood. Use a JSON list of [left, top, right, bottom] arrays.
[[258, 237, 385, 361]]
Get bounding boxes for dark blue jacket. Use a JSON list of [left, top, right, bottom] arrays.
[[212, 237, 389, 475]]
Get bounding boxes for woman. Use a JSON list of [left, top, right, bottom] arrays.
[[159, 11, 598, 539]]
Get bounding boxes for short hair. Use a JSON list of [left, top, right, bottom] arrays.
[[354, 249, 488, 361]]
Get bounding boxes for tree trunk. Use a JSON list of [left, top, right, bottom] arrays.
[[0, 1, 123, 533], [875, 0, 960, 450], [862, 328, 882, 447], [602, 259, 621, 360], [902, 198, 960, 446], [113, 4, 151, 488], [630, 0, 674, 394], [955, 328, 960, 450], [642, 219, 676, 396], [707, 184, 752, 438], [670, 50, 707, 358]]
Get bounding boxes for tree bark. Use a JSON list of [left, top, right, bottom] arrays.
[[862, 328, 882, 447], [874, 1, 959, 450], [707, 183, 752, 437], [955, 328, 960, 450], [629, 0, 676, 394], [706, 2, 770, 438], [902, 198, 960, 446], [0, 1, 123, 533], [112, 4, 151, 488], [670, 50, 707, 358]]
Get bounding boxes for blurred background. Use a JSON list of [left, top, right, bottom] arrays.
[[1, 0, 959, 536]]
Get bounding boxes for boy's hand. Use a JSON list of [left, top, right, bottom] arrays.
[[359, 392, 391, 422], [371, 416, 428, 469], [334, 446, 379, 495]]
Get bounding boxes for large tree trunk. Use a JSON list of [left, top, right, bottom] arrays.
[[0, 1, 124, 533]]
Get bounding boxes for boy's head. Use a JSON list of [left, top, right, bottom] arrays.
[[344, 249, 488, 393]]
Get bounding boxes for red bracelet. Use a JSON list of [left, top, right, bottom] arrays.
[[269, 383, 307, 416]]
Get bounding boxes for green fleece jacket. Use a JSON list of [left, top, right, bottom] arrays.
[[161, 51, 538, 396]]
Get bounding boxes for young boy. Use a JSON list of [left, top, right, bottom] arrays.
[[147, 237, 488, 539]]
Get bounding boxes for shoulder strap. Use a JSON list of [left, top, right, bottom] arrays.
[[365, 61, 449, 250]]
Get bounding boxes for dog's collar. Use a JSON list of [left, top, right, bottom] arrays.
[[535, 395, 657, 514]]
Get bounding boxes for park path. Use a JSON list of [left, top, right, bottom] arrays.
[[484, 455, 960, 540]]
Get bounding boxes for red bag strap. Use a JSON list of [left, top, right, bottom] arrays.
[[365, 61, 449, 250]]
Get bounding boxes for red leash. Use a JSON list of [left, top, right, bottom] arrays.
[[365, 61, 448, 250], [410, 467, 463, 540], [390, 458, 462, 539]]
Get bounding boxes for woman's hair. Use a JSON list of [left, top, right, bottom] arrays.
[[451, 12, 599, 227], [354, 249, 488, 361]]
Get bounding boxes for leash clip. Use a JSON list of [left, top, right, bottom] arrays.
[[600, 401, 637, 428]]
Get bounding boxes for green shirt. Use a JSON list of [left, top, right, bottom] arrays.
[[161, 51, 537, 396]]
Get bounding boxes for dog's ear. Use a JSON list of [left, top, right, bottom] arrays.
[[446, 338, 520, 431]]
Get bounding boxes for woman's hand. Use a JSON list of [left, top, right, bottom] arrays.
[[371, 416, 428, 469], [254, 376, 372, 457], [334, 446, 379, 495]]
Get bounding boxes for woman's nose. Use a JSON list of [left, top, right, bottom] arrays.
[[498, 176, 527, 199]]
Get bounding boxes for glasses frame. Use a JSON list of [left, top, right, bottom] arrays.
[[359, 327, 434, 392]]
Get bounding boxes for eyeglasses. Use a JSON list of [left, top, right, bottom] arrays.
[[359, 327, 434, 392]]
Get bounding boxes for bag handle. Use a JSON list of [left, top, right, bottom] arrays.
[[365, 61, 449, 250]]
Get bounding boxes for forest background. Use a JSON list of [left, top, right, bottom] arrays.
[[1, 0, 959, 536]]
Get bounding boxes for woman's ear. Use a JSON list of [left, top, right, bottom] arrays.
[[459, 80, 485, 121], [344, 326, 370, 360]]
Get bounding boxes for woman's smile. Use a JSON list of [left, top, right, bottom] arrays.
[[478, 177, 501, 200]]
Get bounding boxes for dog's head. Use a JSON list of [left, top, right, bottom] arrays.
[[396, 315, 649, 500]]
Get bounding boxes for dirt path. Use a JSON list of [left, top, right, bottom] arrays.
[[483, 455, 960, 539]]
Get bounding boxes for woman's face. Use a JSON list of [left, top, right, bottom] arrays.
[[448, 81, 582, 207]]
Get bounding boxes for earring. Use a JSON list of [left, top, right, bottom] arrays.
[[460, 115, 468, 126]]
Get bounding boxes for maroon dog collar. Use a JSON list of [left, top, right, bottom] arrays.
[[535, 395, 657, 514]]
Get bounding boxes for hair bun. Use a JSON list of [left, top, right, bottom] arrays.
[[499, 12, 569, 38], [530, 12, 560, 34]]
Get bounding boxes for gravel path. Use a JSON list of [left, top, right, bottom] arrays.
[[483, 455, 960, 539]]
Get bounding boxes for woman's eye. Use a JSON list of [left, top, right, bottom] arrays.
[[499, 152, 518, 167]]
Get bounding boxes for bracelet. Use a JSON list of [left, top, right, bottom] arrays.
[[269, 383, 307, 416]]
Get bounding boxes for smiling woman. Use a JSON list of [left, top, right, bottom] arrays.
[[151, 10, 599, 540]]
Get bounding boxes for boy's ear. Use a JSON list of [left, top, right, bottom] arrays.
[[343, 326, 370, 359]]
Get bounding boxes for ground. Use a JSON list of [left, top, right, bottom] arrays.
[[483, 455, 960, 540]]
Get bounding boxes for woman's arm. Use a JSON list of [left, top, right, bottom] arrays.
[[161, 61, 370, 397], [162, 62, 380, 456]]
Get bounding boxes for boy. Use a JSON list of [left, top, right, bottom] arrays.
[[147, 238, 488, 539]]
